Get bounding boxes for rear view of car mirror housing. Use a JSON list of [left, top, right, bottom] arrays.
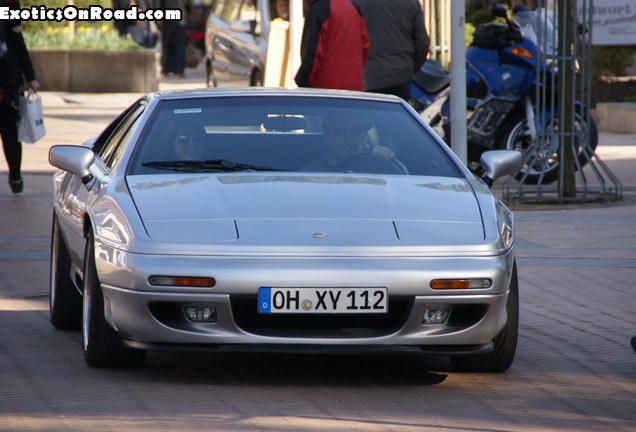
[[480, 150, 523, 187], [49, 145, 97, 185]]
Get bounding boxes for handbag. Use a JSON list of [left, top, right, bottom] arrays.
[[18, 90, 46, 144], [185, 43, 202, 68]]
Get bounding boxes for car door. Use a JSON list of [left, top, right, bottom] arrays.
[[208, 0, 269, 82], [56, 102, 147, 268], [208, 0, 245, 76], [225, 0, 265, 80]]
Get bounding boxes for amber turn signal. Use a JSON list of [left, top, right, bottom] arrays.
[[511, 47, 533, 58], [430, 279, 492, 289], [148, 276, 216, 288]]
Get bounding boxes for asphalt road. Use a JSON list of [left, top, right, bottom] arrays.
[[0, 68, 634, 431]]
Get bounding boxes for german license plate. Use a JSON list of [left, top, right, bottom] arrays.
[[258, 287, 388, 314]]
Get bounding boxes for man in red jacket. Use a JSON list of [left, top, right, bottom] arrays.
[[295, 0, 369, 91]]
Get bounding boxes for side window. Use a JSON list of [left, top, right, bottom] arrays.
[[238, 0, 260, 34], [221, 0, 241, 21], [98, 104, 146, 171], [90, 100, 142, 154], [213, 0, 225, 17], [238, 0, 256, 20]]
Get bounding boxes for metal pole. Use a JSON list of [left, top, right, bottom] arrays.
[[558, 0, 576, 198], [289, 0, 304, 87], [450, 0, 467, 164]]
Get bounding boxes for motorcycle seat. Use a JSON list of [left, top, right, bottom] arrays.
[[413, 60, 451, 94]]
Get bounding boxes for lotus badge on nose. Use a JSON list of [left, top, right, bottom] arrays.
[[311, 232, 326, 239]]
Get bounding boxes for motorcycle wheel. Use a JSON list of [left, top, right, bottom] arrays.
[[497, 108, 598, 185]]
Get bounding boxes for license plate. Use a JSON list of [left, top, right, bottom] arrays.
[[258, 287, 388, 314]]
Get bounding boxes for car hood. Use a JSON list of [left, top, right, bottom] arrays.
[[127, 174, 484, 247]]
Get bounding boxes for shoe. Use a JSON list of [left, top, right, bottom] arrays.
[[9, 177, 23, 194]]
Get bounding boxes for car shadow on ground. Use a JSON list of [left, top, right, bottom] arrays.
[[141, 351, 450, 386]]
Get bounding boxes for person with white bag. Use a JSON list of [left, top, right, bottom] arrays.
[[0, 0, 40, 194]]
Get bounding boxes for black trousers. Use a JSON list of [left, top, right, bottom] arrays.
[[0, 91, 22, 181]]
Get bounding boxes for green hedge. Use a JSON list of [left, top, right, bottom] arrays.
[[19, 0, 142, 49], [592, 46, 636, 77], [21, 0, 112, 32]]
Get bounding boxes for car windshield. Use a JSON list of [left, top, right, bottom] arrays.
[[128, 96, 461, 178]]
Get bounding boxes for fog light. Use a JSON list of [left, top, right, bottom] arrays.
[[183, 306, 217, 323], [422, 306, 451, 325]]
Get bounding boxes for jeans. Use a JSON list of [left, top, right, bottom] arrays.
[[160, 22, 186, 75]]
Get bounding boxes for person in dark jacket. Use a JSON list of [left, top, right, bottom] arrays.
[[295, 0, 369, 91], [0, 0, 40, 194], [351, 0, 430, 100]]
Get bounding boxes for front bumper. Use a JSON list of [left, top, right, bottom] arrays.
[[103, 286, 506, 348], [98, 250, 514, 351]]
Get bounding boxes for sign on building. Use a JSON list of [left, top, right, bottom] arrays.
[[589, 0, 636, 45]]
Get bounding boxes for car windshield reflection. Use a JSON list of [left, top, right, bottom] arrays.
[[129, 96, 461, 178]]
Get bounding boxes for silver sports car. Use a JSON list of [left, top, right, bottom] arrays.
[[49, 88, 522, 371]]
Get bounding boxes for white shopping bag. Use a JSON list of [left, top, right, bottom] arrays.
[[18, 90, 46, 144]]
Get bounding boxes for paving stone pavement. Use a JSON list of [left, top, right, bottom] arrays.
[[0, 66, 634, 431]]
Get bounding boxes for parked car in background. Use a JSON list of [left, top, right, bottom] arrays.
[[48, 88, 522, 372], [204, 0, 285, 87]]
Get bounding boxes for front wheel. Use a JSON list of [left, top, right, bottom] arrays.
[[50, 213, 82, 330], [498, 108, 598, 185], [450, 261, 519, 372], [82, 229, 146, 367], [250, 68, 263, 87], [205, 59, 218, 88]]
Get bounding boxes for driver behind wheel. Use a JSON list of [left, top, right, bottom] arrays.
[[301, 114, 394, 171]]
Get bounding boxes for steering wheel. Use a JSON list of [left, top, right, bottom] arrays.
[[334, 150, 409, 175]]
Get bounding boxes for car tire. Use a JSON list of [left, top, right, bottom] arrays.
[[250, 68, 263, 86], [206, 59, 218, 87], [449, 261, 519, 373], [50, 212, 82, 330], [82, 228, 146, 368]]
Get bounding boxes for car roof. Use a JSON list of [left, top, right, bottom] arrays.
[[148, 87, 405, 103]]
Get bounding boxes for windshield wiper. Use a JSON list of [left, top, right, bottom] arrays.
[[142, 159, 287, 172]]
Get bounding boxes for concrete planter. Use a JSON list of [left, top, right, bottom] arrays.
[[30, 49, 158, 93], [594, 102, 636, 134]]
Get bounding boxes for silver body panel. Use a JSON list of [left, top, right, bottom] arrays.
[[51, 88, 517, 353]]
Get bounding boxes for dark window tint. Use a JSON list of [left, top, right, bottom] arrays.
[[129, 96, 461, 178], [98, 103, 145, 171]]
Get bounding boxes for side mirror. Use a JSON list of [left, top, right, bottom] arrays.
[[479, 150, 522, 187], [49, 145, 96, 185]]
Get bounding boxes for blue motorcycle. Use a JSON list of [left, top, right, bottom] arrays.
[[410, 4, 597, 185]]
